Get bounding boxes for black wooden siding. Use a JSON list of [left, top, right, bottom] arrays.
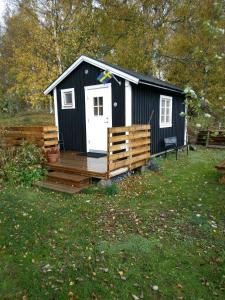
[[132, 84, 185, 155], [56, 61, 125, 152]]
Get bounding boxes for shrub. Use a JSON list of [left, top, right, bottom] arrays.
[[83, 182, 119, 196], [101, 183, 119, 196], [148, 158, 160, 172], [0, 142, 46, 186]]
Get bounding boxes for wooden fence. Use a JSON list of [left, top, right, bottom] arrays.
[[107, 124, 151, 178], [0, 126, 58, 152], [197, 129, 225, 148]]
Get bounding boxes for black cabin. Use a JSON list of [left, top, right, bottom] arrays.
[[44, 55, 187, 155]]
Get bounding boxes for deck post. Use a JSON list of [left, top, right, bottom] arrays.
[[128, 126, 132, 172], [107, 128, 110, 179]]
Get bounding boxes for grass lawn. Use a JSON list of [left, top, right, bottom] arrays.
[[0, 111, 54, 126], [0, 148, 224, 299]]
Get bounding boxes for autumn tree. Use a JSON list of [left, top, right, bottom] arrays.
[[0, 0, 224, 123], [163, 0, 225, 120]]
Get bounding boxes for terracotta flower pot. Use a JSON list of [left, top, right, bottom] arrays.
[[47, 153, 59, 163]]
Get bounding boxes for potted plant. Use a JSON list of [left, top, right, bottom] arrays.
[[46, 146, 60, 163]]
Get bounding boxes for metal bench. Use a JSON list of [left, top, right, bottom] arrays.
[[164, 136, 188, 160], [164, 136, 179, 160]]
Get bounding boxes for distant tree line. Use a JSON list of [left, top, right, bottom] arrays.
[[0, 0, 224, 121]]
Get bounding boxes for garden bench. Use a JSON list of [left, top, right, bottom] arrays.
[[164, 136, 188, 160], [164, 136, 179, 160]]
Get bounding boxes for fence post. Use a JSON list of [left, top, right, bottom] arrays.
[[206, 129, 210, 147]]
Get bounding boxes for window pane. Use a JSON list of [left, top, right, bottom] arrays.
[[99, 97, 103, 106], [99, 107, 103, 116], [160, 97, 172, 126], [166, 108, 169, 115], [94, 107, 98, 116], [161, 99, 165, 107], [64, 92, 72, 105], [94, 97, 98, 106]]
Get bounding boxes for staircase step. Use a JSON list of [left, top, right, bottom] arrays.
[[47, 171, 90, 187], [35, 180, 85, 194], [46, 163, 107, 179]]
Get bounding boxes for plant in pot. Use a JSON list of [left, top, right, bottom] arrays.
[[46, 146, 60, 163]]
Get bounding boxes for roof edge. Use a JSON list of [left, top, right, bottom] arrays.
[[139, 80, 183, 94], [44, 55, 139, 95]]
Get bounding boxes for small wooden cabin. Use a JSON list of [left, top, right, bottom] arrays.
[[44, 55, 186, 155]]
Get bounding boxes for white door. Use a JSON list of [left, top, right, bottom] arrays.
[[85, 83, 112, 153]]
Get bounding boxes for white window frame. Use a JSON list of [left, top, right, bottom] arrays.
[[93, 96, 104, 116], [159, 95, 172, 128], [61, 88, 75, 109]]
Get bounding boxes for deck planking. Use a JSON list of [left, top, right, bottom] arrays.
[[47, 151, 108, 179]]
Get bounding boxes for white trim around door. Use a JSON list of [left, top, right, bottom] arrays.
[[53, 87, 59, 128], [125, 80, 132, 126], [85, 83, 112, 153]]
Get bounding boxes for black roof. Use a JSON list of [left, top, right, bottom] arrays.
[[93, 57, 183, 93], [44, 55, 183, 94]]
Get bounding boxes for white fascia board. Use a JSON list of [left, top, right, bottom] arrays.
[[140, 81, 183, 94], [44, 55, 139, 95], [44, 56, 84, 95]]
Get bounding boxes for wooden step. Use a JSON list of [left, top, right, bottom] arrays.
[[47, 171, 91, 187], [46, 163, 108, 179], [35, 180, 85, 194]]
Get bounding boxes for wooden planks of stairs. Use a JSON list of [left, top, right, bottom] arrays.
[[47, 171, 90, 188], [36, 169, 92, 194], [35, 181, 83, 194]]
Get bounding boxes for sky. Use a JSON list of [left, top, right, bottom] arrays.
[[0, 0, 6, 24]]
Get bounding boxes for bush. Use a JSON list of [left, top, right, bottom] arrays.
[[83, 182, 119, 196], [0, 142, 46, 186], [101, 183, 119, 196], [148, 158, 160, 172]]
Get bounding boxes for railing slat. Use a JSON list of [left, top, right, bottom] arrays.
[[107, 124, 151, 177], [0, 125, 58, 152]]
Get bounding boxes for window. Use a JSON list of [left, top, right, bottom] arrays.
[[61, 88, 75, 109], [93, 96, 103, 116], [160, 95, 172, 128]]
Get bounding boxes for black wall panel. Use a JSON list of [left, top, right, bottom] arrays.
[[55, 60, 184, 155], [131, 84, 185, 155], [56, 62, 125, 152]]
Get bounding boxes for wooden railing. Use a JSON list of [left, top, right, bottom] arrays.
[[107, 124, 151, 178], [197, 129, 225, 148], [0, 126, 58, 152]]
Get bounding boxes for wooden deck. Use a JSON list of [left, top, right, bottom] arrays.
[[47, 151, 108, 179], [36, 152, 108, 194], [36, 124, 151, 193]]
